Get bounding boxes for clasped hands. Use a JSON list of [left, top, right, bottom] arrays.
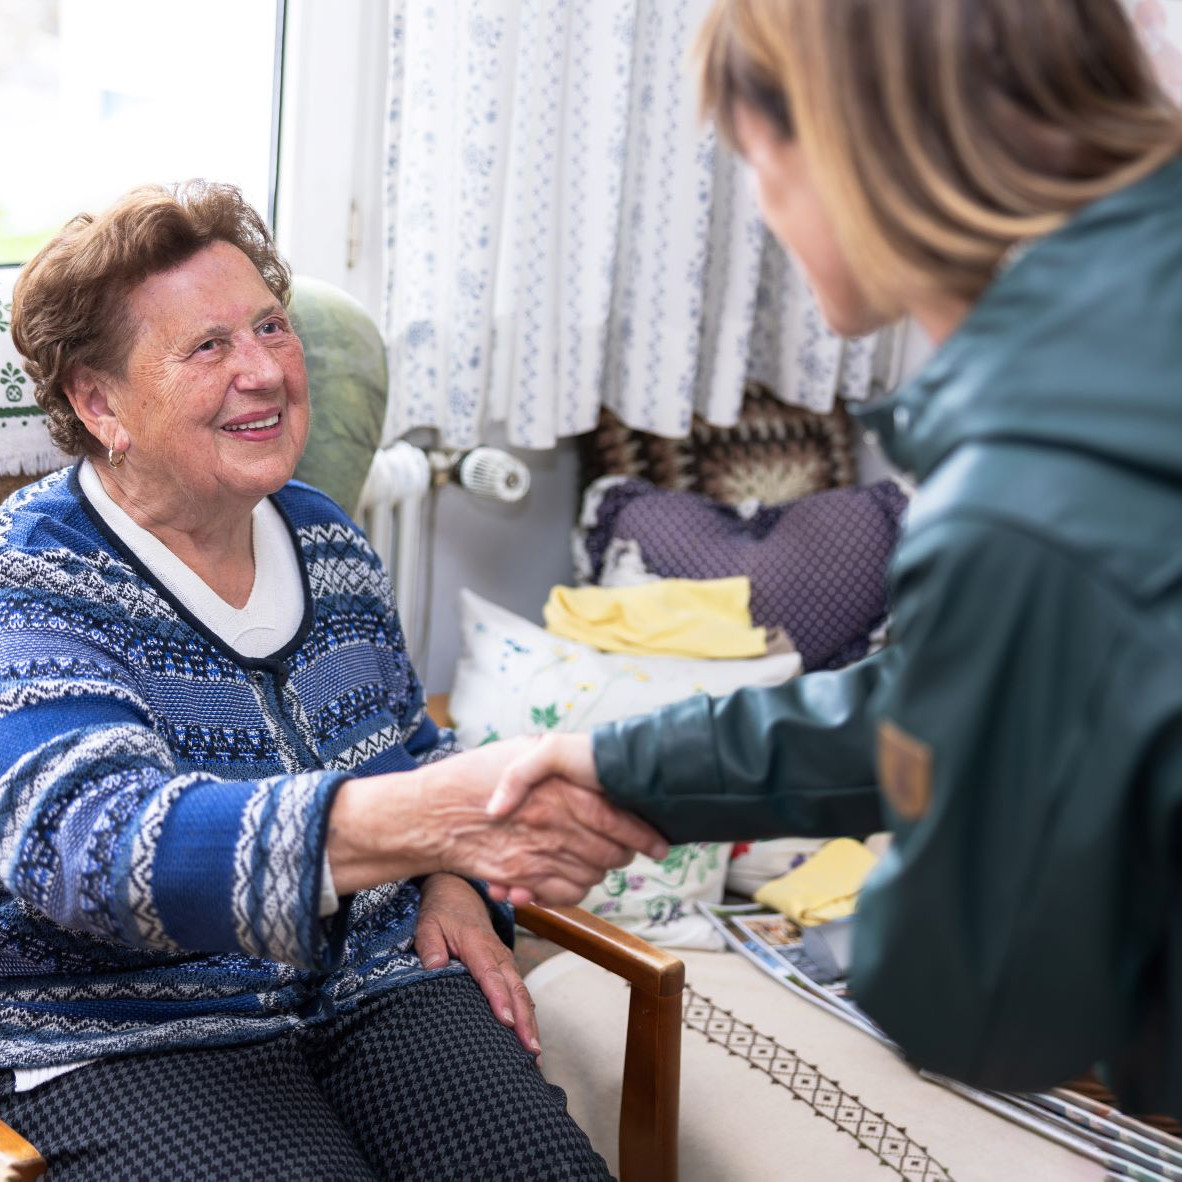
[[327, 733, 663, 906]]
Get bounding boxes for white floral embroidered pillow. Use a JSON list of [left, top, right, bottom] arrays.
[[581, 843, 731, 950], [450, 589, 802, 948]]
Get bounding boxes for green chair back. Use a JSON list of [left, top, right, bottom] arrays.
[[289, 276, 387, 514]]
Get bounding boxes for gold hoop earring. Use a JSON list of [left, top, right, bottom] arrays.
[[107, 447, 126, 469]]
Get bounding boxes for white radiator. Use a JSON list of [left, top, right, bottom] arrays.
[[356, 441, 433, 657]]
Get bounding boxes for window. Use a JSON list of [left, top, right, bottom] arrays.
[[274, 0, 388, 319], [0, 0, 283, 266]]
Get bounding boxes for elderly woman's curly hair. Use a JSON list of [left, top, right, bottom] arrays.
[[11, 181, 291, 456]]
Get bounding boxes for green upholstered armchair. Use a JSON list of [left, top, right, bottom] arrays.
[[289, 276, 388, 516]]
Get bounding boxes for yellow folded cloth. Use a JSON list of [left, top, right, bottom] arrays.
[[753, 837, 879, 927], [543, 577, 767, 659]]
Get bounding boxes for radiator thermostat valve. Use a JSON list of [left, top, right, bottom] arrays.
[[455, 447, 531, 503]]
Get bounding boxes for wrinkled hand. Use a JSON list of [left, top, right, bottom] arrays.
[[481, 734, 611, 905], [415, 872, 540, 1059], [433, 738, 666, 905], [327, 736, 668, 906]]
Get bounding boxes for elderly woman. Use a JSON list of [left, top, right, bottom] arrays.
[[0, 182, 662, 1179], [491, 0, 1182, 1120]]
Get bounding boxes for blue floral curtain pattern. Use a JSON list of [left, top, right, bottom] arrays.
[[382, 0, 892, 451]]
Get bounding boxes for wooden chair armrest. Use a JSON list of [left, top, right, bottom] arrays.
[[426, 693, 453, 730], [0, 1120, 46, 1181], [517, 903, 683, 1182], [515, 902, 684, 996]]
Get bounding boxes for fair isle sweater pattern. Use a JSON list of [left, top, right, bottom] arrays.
[[0, 468, 502, 1068]]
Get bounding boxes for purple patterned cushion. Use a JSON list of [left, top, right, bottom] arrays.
[[580, 479, 908, 671]]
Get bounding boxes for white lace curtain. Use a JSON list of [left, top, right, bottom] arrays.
[[382, 0, 890, 451]]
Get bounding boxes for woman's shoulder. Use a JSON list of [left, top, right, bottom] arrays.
[[0, 466, 100, 556], [904, 438, 1182, 610], [271, 478, 363, 536]]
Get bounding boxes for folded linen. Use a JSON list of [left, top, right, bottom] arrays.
[[753, 837, 879, 926], [543, 576, 768, 659]]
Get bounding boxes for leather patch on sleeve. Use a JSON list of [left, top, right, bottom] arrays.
[[877, 720, 933, 821]]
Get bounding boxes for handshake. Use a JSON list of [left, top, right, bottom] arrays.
[[326, 734, 668, 906]]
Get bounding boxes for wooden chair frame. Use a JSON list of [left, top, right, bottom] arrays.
[[516, 902, 684, 1181], [0, 1123, 41, 1182]]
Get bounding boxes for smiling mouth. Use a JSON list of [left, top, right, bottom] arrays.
[[223, 413, 281, 432]]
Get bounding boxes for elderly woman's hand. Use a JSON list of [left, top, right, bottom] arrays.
[[327, 736, 668, 904], [480, 734, 604, 905], [414, 872, 540, 1059]]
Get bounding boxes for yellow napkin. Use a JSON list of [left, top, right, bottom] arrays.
[[543, 577, 767, 659], [753, 838, 879, 927]]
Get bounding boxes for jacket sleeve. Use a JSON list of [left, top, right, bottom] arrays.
[[591, 646, 895, 842], [0, 641, 351, 971], [850, 514, 1144, 1092], [399, 686, 459, 765]]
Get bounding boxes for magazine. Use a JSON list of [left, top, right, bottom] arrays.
[[697, 902, 882, 1039], [695, 901, 1182, 1182]]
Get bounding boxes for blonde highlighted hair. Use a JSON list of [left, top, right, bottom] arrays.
[[698, 0, 1182, 313]]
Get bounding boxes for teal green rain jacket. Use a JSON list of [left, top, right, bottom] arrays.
[[592, 157, 1182, 1113]]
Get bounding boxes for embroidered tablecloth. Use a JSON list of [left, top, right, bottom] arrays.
[[528, 948, 1105, 1181]]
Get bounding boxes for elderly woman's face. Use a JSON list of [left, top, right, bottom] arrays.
[[100, 240, 309, 517]]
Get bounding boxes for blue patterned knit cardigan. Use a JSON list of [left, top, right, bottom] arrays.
[[0, 468, 511, 1068]]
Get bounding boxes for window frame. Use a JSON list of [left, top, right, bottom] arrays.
[[274, 0, 389, 322]]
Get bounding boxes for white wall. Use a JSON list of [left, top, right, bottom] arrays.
[[275, 0, 388, 318], [418, 434, 580, 693]]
